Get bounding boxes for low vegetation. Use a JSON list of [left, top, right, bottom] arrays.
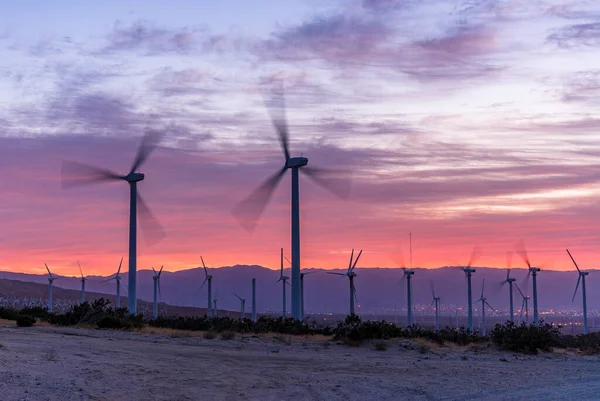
[[2, 302, 600, 355]]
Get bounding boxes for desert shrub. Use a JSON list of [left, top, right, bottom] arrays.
[[220, 331, 236, 340], [20, 306, 51, 321], [0, 307, 22, 321], [554, 332, 600, 354], [16, 315, 36, 327], [490, 321, 559, 354], [96, 315, 142, 330], [203, 331, 216, 339]]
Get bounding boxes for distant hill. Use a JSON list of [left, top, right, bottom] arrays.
[[0, 265, 593, 316]]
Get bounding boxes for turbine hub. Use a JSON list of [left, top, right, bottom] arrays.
[[286, 157, 308, 168], [348, 272, 357, 277], [126, 172, 145, 183], [507, 278, 516, 283]]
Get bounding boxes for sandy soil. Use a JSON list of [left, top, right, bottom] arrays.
[[1, 323, 599, 401]]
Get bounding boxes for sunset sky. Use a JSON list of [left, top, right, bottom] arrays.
[[1, 0, 600, 276]]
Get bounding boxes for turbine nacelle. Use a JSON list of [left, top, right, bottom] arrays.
[[528, 266, 541, 274], [286, 157, 308, 168], [126, 172, 145, 183], [403, 269, 414, 277], [462, 267, 475, 274], [506, 277, 516, 283]]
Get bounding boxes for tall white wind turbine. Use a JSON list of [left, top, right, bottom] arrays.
[[103, 257, 125, 308], [328, 249, 363, 316], [78, 260, 86, 304], [566, 249, 592, 335], [152, 265, 164, 319], [232, 82, 351, 320], [62, 129, 165, 315], [474, 279, 495, 336], [45, 264, 58, 313]]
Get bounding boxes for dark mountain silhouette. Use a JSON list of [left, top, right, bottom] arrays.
[[0, 265, 593, 315]]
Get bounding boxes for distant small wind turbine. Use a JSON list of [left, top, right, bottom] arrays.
[[45, 264, 58, 313], [430, 282, 440, 332], [62, 129, 165, 315], [474, 279, 495, 336], [152, 265, 164, 319], [234, 293, 246, 319], [198, 256, 213, 318], [516, 240, 541, 324], [328, 249, 362, 316], [458, 246, 480, 332], [277, 248, 290, 318], [514, 282, 529, 324], [103, 257, 125, 308], [501, 251, 516, 322], [78, 260, 86, 304], [566, 249, 592, 335], [212, 288, 219, 318]]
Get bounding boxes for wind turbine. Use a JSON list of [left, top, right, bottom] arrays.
[[61, 129, 165, 315], [501, 251, 516, 322], [474, 279, 495, 336], [198, 256, 213, 318], [78, 260, 86, 304], [232, 82, 351, 320], [286, 255, 317, 321], [566, 249, 592, 335], [515, 240, 541, 324], [103, 257, 125, 308], [328, 249, 362, 316], [514, 283, 530, 324], [458, 246, 480, 332], [45, 264, 58, 313], [234, 293, 246, 319], [277, 248, 290, 319], [152, 265, 164, 319], [402, 268, 415, 327], [430, 282, 440, 332], [212, 288, 219, 318]]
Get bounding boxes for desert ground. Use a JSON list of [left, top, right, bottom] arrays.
[[1, 322, 599, 401]]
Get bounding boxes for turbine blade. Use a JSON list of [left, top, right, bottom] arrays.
[[129, 128, 164, 174], [352, 283, 359, 305], [430, 280, 436, 299], [300, 166, 352, 199], [284, 256, 292, 267], [566, 249, 582, 273], [467, 245, 481, 268], [572, 276, 581, 302], [348, 249, 354, 272], [263, 80, 290, 162], [197, 277, 208, 294], [201, 256, 208, 277], [117, 257, 123, 275], [232, 165, 288, 232], [234, 293, 242, 301], [481, 279, 485, 299], [280, 248, 284, 277], [326, 272, 345, 276], [515, 239, 531, 268], [158, 265, 164, 276], [520, 299, 525, 317], [61, 160, 124, 189], [45, 263, 52, 277], [285, 280, 291, 287], [485, 301, 496, 311], [157, 278, 162, 300], [351, 250, 363, 270], [506, 251, 513, 270], [152, 266, 157, 275], [137, 190, 166, 246], [101, 277, 114, 283], [78, 260, 83, 278], [514, 282, 525, 298]]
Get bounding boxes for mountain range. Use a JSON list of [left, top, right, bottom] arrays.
[[0, 265, 595, 316]]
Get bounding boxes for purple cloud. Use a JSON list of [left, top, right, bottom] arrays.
[[547, 22, 600, 48]]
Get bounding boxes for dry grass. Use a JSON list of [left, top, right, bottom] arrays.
[[413, 338, 442, 350], [136, 326, 202, 338]]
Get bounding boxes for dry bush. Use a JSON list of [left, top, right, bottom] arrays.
[[203, 331, 217, 340], [220, 331, 236, 340]]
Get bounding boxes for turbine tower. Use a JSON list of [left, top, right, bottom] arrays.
[[402, 268, 415, 327], [61, 129, 165, 315], [501, 251, 516, 322], [566, 249, 591, 335], [516, 240, 541, 324], [45, 264, 58, 313], [199, 256, 213, 318], [78, 260, 86, 304], [430, 282, 440, 332], [514, 283, 530, 324], [252, 278, 257, 322], [458, 246, 480, 332], [474, 279, 495, 336], [277, 248, 290, 319], [152, 265, 164, 319], [103, 257, 125, 308], [300, 270, 317, 321], [234, 293, 246, 319], [212, 289, 219, 318], [232, 82, 351, 320], [328, 249, 362, 316]]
